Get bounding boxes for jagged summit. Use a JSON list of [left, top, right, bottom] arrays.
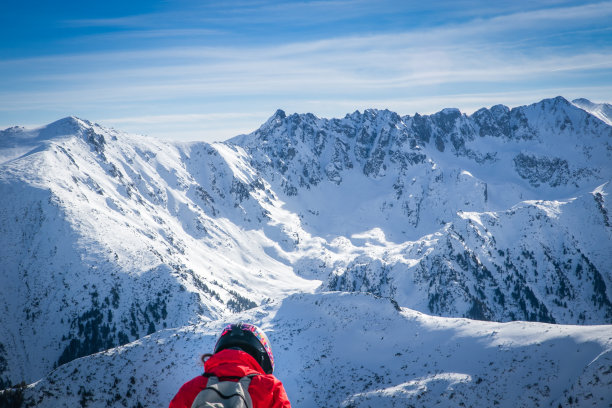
[[263, 108, 288, 126], [235, 97, 610, 193], [437, 107, 462, 116], [236, 97, 610, 156], [272, 108, 286, 120], [541, 95, 571, 106]]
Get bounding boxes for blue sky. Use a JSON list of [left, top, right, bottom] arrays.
[[1, 0, 611, 142]]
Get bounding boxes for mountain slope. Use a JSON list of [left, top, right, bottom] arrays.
[[573, 98, 612, 126], [0, 96, 611, 392], [0, 118, 318, 386], [230, 96, 612, 324], [16, 292, 612, 408], [323, 185, 612, 324]]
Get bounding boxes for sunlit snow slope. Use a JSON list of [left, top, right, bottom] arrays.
[[0, 117, 319, 386], [0, 97, 611, 407], [573, 98, 612, 126], [20, 293, 612, 408]]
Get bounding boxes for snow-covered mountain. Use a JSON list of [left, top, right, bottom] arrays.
[[573, 98, 612, 126], [1, 96, 611, 406], [231, 96, 612, 325], [0, 117, 319, 388]]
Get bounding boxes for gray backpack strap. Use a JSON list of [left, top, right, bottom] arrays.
[[237, 376, 255, 407], [206, 375, 220, 387], [191, 374, 258, 408]]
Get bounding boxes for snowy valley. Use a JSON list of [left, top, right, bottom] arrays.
[[0, 96, 611, 407]]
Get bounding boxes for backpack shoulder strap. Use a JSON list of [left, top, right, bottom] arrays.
[[202, 372, 260, 382], [237, 374, 259, 386], [203, 374, 219, 387], [191, 373, 260, 408]]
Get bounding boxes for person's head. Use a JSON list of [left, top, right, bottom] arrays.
[[213, 322, 275, 374]]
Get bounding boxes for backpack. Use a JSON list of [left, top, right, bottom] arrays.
[[191, 373, 259, 408]]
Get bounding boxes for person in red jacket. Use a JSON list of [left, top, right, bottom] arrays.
[[169, 322, 291, 408]]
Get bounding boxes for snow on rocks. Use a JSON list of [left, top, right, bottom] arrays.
[[1, 97, 611, 406], [17, 292, 612, 408]]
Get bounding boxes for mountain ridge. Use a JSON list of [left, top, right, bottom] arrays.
[[0, 97, 611, 404], [573, 98, 612, 126]]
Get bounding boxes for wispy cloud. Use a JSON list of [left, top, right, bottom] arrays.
[[100, 112, 268, 125], [63, 15, 153, 28], [97, 112, 271, 141], [1, 1, 610, 142], [3, 40, 609, 101]]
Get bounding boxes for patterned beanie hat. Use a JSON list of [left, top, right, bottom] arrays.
[[214, 322, 275, 374]]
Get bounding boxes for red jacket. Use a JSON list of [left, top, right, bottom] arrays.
[[169, 349, 291, 408]]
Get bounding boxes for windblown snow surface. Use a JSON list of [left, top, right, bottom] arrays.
[[1, 97, 611, 407], [573, 99, 612, 126]]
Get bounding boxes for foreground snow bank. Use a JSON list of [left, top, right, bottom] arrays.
[[18, 292, 612, 407]]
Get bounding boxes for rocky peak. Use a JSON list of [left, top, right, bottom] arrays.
[[257, 109, 288, 135], [490, 104, 510, 117], [238, 108, 418, 187], [233, 96, 611, 194], [273, 108, 286, 120]]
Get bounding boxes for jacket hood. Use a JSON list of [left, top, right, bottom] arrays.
[[204, 348, 265, 377]]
